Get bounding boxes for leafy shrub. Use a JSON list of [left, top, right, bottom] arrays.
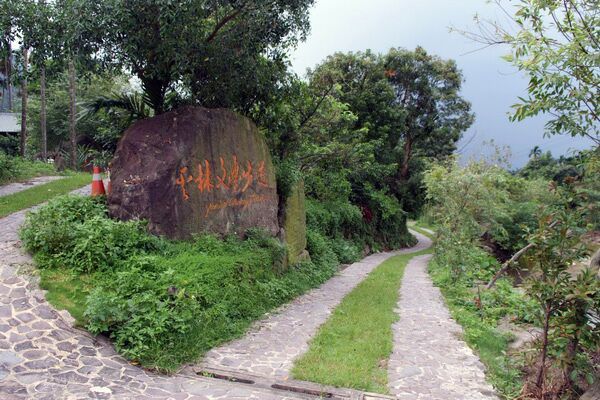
[[0, 152, 19, 181], [306, 228, 338, 267], [21, 195, 162, 271], [86, 234, 338, 370], [330, 237, 361, 264], [306, 200, 363, 239], [246, 228, 288, 273], [21, 195, 107, 256], [22, 195, 340, 371]]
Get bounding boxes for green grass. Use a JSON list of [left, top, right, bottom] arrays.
[[292, 248, 431, 393], [39, 267, 95, 326], [409, 225, 435, 240], [0, 156, 57, 184], [428, 263, 524, 399], [0, 172, 90, 217]]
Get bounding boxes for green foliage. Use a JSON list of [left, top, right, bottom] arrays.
[[96, 0, 314, 114], [425, 159, 553, 255], [85, 235, 337, 370], [0, 153, 55, 184], [424, 155, 600, 398], [22, 195, 339, 372], [428, 257, 529, 399], [493, 0, 599, 143], [25, 72, 135, 159], [21, 195, 163, 272], [522, 189, 599, 396]]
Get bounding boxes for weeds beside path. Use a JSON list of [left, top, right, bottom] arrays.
[[0, 172, 90, 217]]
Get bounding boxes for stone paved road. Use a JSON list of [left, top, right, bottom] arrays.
[[0, 190, 496, 399], [196, 232, 432, 380], [0, 189, 310, 399], [0, 176, 64, 197], [388, 254, 498, 400]]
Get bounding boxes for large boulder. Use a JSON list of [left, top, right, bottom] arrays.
[[108, 106, 279, 240]]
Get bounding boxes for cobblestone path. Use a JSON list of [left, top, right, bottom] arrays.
[[196, 232, 432, 380], [388, 254, 498, 400], [0, 190, 495, 399], [0, 190, 309, 399], [0, 176, 64, 197]]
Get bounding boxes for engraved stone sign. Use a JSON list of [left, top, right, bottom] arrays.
[[108, 106, 279, 239]]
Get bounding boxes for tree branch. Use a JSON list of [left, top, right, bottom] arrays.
[[486, 220, 559, 289], [205, 6, 244, 43]]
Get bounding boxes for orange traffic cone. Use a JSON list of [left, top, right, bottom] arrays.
[[91, 166, 106, 196]]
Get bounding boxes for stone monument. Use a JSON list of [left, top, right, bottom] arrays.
[[108, 106, 279, 240]]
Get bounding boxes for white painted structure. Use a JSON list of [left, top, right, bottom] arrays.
[[0, 112, 19, 133]]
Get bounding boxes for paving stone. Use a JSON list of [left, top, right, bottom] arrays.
[[387, 252, 499, 399], [56, 341, 77, 352], [24, 357, 58, 370], [51, 371, 89, 384], [0, 351, 23, 366], [14, 341, 35, 351], [198, 233, 432, 379], [22, 349, 46, 360], [0, 305, 12, 318], [2, 190, 480, 399]]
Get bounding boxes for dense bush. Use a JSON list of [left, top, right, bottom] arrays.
[[21, 195, 339, 371], [21, 195, 163, 272], [424, 157, 600, 398], [306, 199, 415, 261]]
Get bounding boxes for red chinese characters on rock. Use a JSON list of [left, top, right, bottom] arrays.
[[175, 155, 269, 201]]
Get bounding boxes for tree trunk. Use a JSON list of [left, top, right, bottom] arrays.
[[536, 303, 551, 390], [399, 137, 412, 180], [40, 64, 47, 160], [5, 38, 13, 110], [141, 76, 166, 115], [68, 59, 77, 169], [19, 47, 28, 157]]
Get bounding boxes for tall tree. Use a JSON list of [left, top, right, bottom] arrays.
[[29, 0, 53, 160], [53, 0, 108, 168], [100, 0, 314, 114], [19, 46, 27, 156], [383, 47, 474, 180], [308, 48, 473, 214], [0, 0, 18, 112]]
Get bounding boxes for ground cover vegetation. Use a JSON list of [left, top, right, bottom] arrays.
[[292, 249, 431, 393], [423, 148, 600, 399], [0, 152, 55, 184], [0, 171, 89, 217], [21, 195, 341, 372]]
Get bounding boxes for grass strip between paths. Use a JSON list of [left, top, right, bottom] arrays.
[[0, 172, 90, 218], [292, 247, 431, 394]]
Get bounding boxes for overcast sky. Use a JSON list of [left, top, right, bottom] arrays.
[[289, 0, 596, 168]]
